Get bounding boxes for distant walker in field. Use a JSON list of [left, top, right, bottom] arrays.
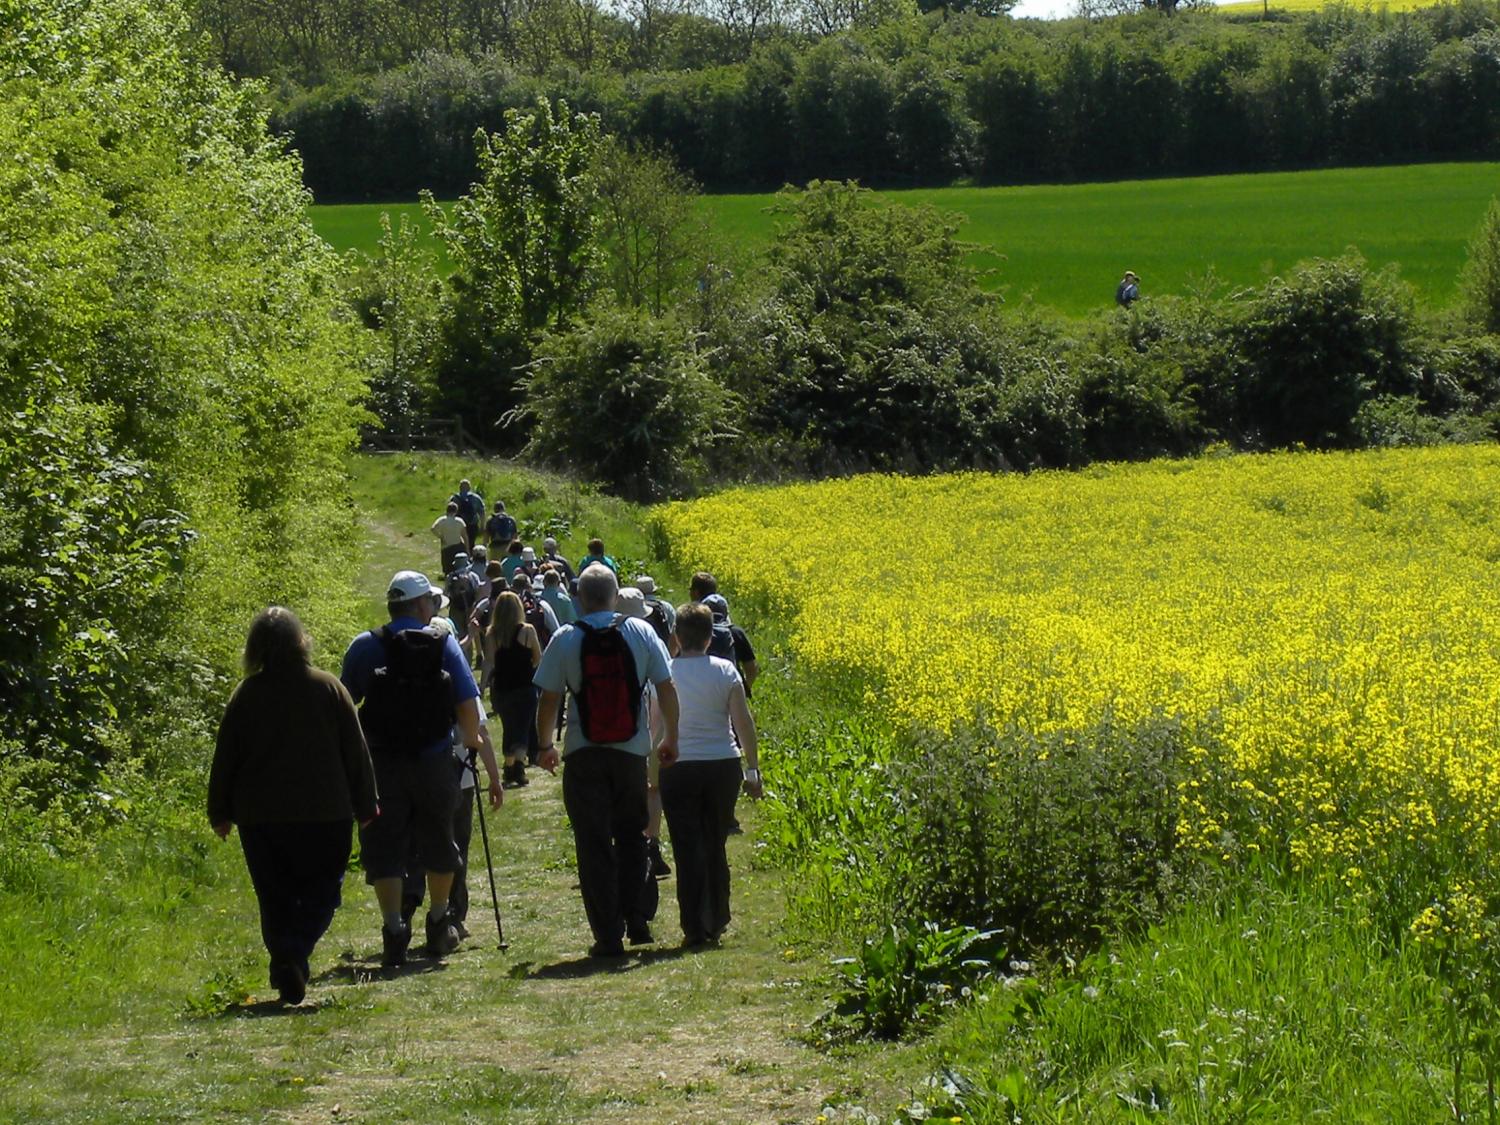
[[1115, 270, 1141, 308]]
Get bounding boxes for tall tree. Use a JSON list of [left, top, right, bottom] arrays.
[[426, 99, 603, 442], [594, 141, 710, 317]]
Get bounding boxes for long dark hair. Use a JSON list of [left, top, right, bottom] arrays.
[[242, 606, 312, 676]]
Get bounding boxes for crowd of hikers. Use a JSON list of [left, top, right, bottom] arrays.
[[207, 479, 762, 1005]]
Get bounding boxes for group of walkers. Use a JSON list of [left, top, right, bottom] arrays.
[[207, 480, 763, 1005]]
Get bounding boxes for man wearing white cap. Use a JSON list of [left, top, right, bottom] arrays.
[[340, 570, 500, 967]]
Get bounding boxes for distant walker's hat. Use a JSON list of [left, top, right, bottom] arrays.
[[702, 593, 730, 623], [635, 576, 658, 597], [616, 588, 648, 619]]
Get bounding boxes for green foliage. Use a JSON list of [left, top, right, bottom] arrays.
[[351, 213, 444, 435], [0, 0, 366, 790], [1461, 196, 1500, 333], [921, 879, 1452, 1122], [823, 923, 1008, 1042], [265, 1, 1500, 203], [1233, 253, 1419, 447], [521, 306, 735, 500], [720, 180, 1013, 475], [427, 99, 603, 443], [1353, 394, 1492, 447], [1410, 881, 1500, 1123], [593, 139, 713, 317], [894, 717, 1192, 951]]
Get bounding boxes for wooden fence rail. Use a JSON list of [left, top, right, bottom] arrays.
[[362, 415, 489, 455]]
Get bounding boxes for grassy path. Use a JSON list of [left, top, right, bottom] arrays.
[[3, 452, 929, 1122], [170, 455, 921, 1122]]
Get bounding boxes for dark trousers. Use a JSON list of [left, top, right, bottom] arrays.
[[492, 685, 540, 763], [239, 820, 352, 973], [403, 772, 475, 922], [660, 758, 742, 941], [560, 747, 649, 945]]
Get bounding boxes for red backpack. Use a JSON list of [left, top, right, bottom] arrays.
[[573, 616, 643, 745]]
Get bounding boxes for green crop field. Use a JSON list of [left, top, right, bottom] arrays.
[[309, 161, 1500, 316]]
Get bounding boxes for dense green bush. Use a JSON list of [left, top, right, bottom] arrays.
[[1462, 197, 1500, 333], [1232, 254, 1419, 448], [1, 0, 366, 796], [521, 306, 735, 500], [893, 716, 1192, 951]]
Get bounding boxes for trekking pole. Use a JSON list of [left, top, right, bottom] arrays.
[[467, 751, 508, 951]]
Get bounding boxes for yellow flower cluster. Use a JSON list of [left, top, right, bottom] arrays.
[[656, 446, 1500, 872]]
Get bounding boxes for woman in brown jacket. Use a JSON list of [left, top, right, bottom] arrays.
[[208, 607, 378, 1005]]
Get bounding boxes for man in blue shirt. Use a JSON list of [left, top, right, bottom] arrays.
[[536, 565, 679, 956], [450, 479, 485, 551], [341, 570, 500, 966]]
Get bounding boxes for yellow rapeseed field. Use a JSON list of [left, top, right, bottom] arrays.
[[1216, 0, 1436, 12], [657, 446, 1500, 873]]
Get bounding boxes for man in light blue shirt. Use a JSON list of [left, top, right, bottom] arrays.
[[536, 565, 679, 956]]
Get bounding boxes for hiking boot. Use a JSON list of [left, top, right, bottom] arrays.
[[452, 916, 471, 941], [381, 921, 412, 968], [646, 838, 671, 880], [588, 939, 626, 958], [270, 959, 307, 1006], [425, 912, 460, 957], [627, 924, 654, 946]]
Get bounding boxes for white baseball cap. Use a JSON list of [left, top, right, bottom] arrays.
[[388, 570, 447, 610]]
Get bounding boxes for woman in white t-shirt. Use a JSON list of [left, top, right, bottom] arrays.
[[657, 601, 762, 947]]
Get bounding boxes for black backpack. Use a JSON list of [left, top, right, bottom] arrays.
[[708, 621, 736, 663], [573, 616, 642, 745], [519, 588, 554, 649], [446, 569, 479, 629], [643, 600, 672, 646], [359, 626, 454, 755]]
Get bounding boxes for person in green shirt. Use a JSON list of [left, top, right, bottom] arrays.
[[577, 537, 618, 577], [500, 539, 527, 581]]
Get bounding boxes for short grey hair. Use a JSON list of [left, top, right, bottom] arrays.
[[576, 564, 619, 613]]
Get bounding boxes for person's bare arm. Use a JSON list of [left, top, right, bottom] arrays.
[[474, 721, 503, 809], [654, 679, 680, 767], [525, 624, 543, 667], [728, 682, 762, 799], [457, 696, 482, 751], [537, 689, 563, 774], [741, 659, 759, 694], [478, 630, 494, 694]]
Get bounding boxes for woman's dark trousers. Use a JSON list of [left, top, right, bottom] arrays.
[[660, 758, 742, 942], [238, 820, 352, 977]]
